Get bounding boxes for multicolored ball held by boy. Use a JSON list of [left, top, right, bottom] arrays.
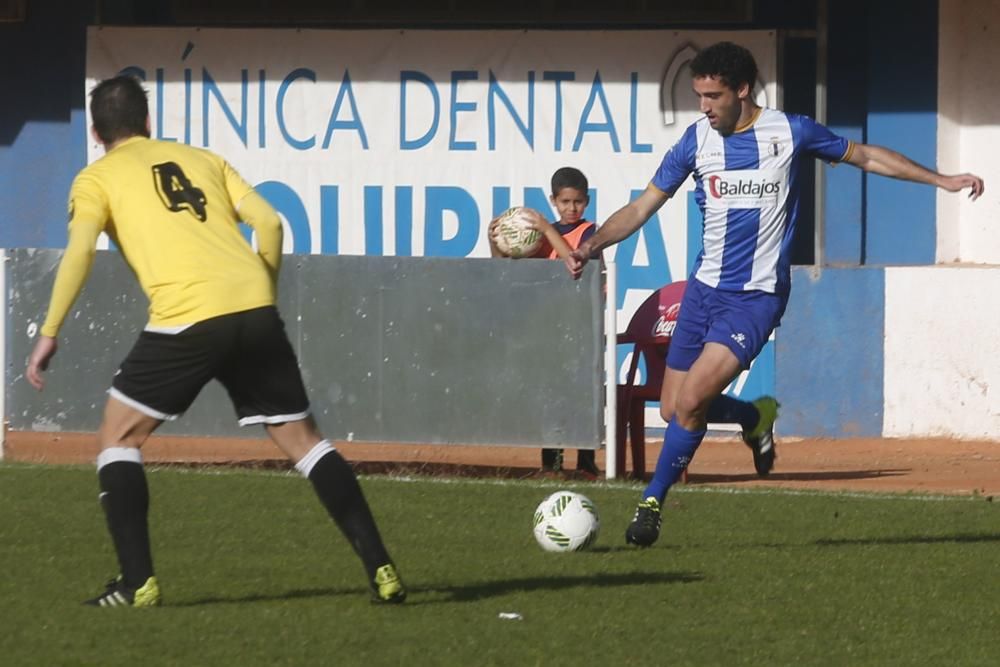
[[490, 206, 544, 258]]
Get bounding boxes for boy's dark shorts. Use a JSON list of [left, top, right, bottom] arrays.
[[110, 306, 310, 426]]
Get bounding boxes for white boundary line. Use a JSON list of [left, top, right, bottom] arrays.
[[1, 462, 986, 503], [366, 475, 989, 502]]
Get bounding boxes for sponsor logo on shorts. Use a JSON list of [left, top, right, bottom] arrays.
[[731, 332, 747, 348]]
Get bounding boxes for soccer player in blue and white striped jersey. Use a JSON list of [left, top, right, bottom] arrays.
[[566, 41, 984, 547]]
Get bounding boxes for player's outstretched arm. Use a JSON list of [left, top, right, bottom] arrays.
[[28, 218, 102, 390], [566, 185, 669, 280], [846, 144, 985, 200]]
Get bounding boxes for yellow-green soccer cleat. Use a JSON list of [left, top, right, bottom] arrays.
[[84, 576, 162, 608], [742, 396, 780, 477], [371, 564, 406, 604]]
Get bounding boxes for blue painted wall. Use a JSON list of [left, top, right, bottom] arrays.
[[777, 266, 885, 437], [824, 0, 867, 265], [0, 1, 92, 249], [863, 0, 938, 264], [824, 0, 939, 266]]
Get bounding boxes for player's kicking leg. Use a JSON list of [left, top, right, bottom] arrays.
[[84, 396, 163, 607], [267, 419, 406, 604], [706, 394, 780, 476], [626, 343, 742, 547]]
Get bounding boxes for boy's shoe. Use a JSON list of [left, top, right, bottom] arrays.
[[576, 450, 600, 479], [625, 497, 662, 547], [84, 575, 161, 608], [741, 396, 779, 477], [371, 564, 406, 604], [541, 448, 564, 472]]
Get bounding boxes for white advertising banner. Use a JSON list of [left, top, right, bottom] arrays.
[[85, 27, 777, 405]]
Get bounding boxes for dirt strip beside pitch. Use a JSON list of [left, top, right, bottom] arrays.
[[3, 431, 999, 497]]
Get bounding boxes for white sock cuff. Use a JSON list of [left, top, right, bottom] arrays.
[[96, 447, 143, 471], [294, 440, 336, 478]]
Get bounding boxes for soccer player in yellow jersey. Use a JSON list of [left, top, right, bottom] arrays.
[[25, 75, 405, 607]]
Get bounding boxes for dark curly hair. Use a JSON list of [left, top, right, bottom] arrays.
[[689, 41, 758, 92], [551, 167, 589, 196], [90, 75, 150, 144]]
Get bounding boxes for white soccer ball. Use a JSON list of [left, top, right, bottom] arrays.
[[532, 490, 600, 552], [492, 206, 543, 258]]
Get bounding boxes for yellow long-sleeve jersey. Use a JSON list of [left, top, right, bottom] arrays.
[[41, 136, 282, 336]]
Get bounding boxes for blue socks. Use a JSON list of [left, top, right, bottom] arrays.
[[643, 420, 706, 503]]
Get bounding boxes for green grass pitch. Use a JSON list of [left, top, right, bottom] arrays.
[[1, 463, 997, 666]]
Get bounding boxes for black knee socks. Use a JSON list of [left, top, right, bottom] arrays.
[[303, 445, 392, 580], [97, 458, 154, 589]]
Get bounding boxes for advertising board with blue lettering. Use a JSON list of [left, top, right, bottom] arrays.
[[85, 27, 777, 406]]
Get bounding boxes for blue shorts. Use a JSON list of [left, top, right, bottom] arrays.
[[665, 279, 788, 371]]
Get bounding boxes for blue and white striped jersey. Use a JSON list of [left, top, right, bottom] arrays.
[[652, 108, 852, 294]]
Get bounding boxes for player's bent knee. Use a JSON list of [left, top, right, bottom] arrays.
[[673, 392, 710, 426], [98, 402, 162, 448], [266, 418, 326, 462]]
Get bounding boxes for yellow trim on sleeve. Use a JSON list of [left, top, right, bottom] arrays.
[[839, 140, 856, 164]]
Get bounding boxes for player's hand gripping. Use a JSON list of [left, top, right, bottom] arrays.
[[939, 173, 985, 200], [26, 335, 58, 391], [566, 243, 592, 281]]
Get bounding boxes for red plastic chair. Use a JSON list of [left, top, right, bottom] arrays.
[[616, 281, 687, 480]]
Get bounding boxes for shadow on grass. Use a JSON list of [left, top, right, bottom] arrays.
[[172, 587, 362, 607], [413, 570, 703, 604], [686, 468, 911, 484], [815, 532, 1000, 547], [174, 571, 702, 608]]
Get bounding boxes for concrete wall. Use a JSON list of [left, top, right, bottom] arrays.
[[777, 267, 885, 437], [5, 250, 605, 448], [778, 265, 1000, 440], [938, 0, 1000, 264], [883, 267, 1000, 438]]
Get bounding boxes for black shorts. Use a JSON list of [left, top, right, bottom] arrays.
[[110, 306, 311, 426]]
